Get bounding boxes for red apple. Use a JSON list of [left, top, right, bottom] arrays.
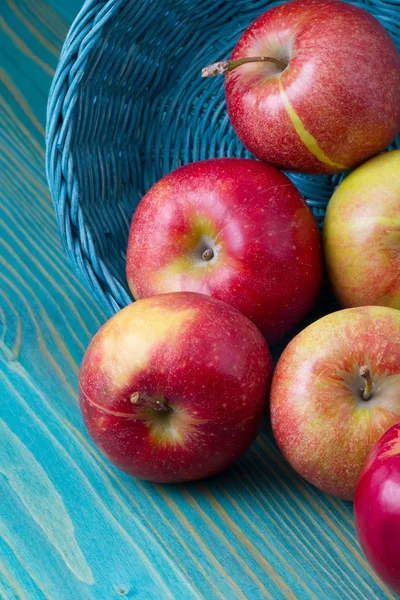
[[354, 422, 400, 594], [79, 292, 272, 482], [206, 0, 400, 174], [324, 150, 400, 310], [270, 306, 400, 500], [126, 158, 322, 344]]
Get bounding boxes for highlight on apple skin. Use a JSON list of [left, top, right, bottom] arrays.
[[324, 150, 400, 310], [354, 422, 400, 595], [126, 158, 322, 345], [79, 292, 272, 483], [270, 306, 400, 500], [223, 0, 400, 174]]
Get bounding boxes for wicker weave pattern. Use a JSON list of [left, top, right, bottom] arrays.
[[46, 0, 400, 318]]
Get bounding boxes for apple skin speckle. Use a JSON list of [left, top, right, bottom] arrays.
[[271, 306, 400, 500], [79, 292, 272, 483], [225, 0, 400, 174], [127, 158, 322, 344]]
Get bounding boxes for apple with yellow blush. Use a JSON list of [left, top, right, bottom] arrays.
[[79, 292, 272, 482], [126, 158, 322, 345], [324, 150, 400, 310], [270, 306, 400, 500]]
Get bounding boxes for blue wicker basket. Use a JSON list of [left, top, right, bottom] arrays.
[[46, 0, 400, 347]]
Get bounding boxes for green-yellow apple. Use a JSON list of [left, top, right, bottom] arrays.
[[203, 0, 400, 174], [324, 150, 400, 310], [270, 306, 400, 500], [79, 292, 272, 482]]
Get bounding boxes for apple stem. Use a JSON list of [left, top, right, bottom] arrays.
[[130, 392, 171, 412], [202, 248, 214, 261], [201, 56, 288, 77], [359, 366, 373, 401]]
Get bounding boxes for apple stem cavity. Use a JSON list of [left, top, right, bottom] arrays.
[[202, 248, 214, 261], [130, 392, 171, 412], [359, 366, 373, 401], [202, 56, 288, 78]]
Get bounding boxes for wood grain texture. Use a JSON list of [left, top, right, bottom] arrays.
[[0, 1, 396, 598]]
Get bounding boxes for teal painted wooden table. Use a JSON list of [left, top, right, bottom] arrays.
[[0, 2, 397, 599]]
